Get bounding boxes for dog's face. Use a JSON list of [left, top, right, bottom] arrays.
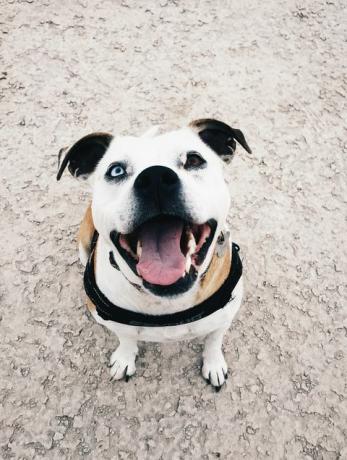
[[57, 119, 251, 297]]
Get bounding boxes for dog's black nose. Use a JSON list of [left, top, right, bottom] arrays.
[[134, 166, 180, 199]]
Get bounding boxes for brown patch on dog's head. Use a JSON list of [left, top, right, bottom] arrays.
[[189, 118, 251, 163], [57, 132, 113, 180], [195, 245, 232, 304]]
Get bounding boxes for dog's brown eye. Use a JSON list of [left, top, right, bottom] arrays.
[[184, 152, 206, 169]]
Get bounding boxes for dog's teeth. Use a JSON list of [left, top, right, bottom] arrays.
[[185, 231, 195, 273], [137, 240, 142, 257], [185, 254, 192, 273], [187, 232, 196, 255]]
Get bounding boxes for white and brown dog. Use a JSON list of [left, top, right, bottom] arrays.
[[57, 119, 251, 390]]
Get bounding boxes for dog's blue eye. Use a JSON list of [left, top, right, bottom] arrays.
[[110, 166, 124, 177], [106, 163, 126, 179]]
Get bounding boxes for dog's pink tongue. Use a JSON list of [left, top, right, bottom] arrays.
[[137, 219, 185, 286]]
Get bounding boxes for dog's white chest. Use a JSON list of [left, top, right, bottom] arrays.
[[91, 277, 243, 343]]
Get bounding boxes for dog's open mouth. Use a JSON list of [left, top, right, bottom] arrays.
[[110, 216, 217, 295]]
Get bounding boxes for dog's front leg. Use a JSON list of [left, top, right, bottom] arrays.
[[202, 327, 228, 390], [109, 335, 138, 381]]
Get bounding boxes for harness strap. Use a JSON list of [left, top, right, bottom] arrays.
[[84, 232, 242, 327]]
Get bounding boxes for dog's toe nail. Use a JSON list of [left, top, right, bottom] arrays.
[[215, 385, 222, 393], [123, 365, 129, 381], [224, 372, 228, 380], [125, 374, 130, 382]]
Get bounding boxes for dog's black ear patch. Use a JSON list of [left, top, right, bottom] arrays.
[[57, 132, 113, 181], [190, 119, 251, 163]]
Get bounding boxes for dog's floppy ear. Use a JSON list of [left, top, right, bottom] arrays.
[[57, 132, 113, 181], [189, 118, 251, 163]]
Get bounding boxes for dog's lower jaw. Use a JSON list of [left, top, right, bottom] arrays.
[[95, 235, 201, 315]]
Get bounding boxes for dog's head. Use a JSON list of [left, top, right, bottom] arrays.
[[57, 119, 251, 297]]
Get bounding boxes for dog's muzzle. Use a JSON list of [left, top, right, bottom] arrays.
[[109, 165, 219, 296]]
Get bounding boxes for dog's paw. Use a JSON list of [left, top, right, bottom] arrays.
[[202, 351, 228, 391], [108, 348, 137, 382]]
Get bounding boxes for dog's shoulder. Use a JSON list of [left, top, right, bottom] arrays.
[[79, 205, 97, 313], [195, 246, 231, 304], [78, 204, 95, 256]]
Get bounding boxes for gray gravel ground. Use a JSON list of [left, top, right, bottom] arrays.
[[1, 0, 346, 459]]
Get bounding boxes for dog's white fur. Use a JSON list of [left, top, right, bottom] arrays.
[[78, 125, 243, 387]]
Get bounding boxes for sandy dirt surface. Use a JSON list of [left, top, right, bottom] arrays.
[[1, 0, 346, 458]]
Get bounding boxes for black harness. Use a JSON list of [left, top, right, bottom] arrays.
[[84, 232, 242, 327]]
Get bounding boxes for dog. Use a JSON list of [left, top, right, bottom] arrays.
[[57, 118, 251, 389]]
